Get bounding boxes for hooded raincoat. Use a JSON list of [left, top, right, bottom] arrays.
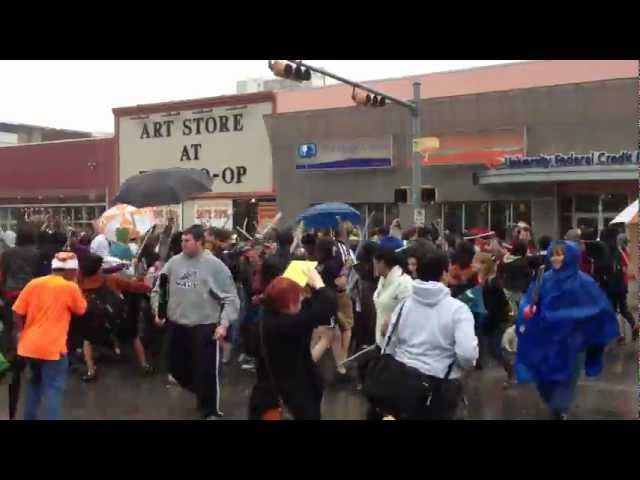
[[515, 241, 619, 385]]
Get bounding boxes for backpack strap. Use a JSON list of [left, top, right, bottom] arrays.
[[444, 360, 456, 380], [381, 300, 408, 354], [383, 300, 458, 380]]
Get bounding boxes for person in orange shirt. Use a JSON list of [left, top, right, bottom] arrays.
[[12, 252, 87, 420]]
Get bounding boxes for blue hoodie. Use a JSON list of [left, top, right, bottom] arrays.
[[515, 240, 619, 384]]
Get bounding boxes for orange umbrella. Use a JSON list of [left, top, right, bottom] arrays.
[[97, 204, 156, 242]]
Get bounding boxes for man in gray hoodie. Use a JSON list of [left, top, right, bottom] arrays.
[[383, 249, 478, 419], [152, 224, 240, 420]]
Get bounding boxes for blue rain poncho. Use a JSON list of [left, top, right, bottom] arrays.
[[515, 241, 619, 384]]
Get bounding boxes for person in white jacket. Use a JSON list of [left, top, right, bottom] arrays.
[[373, 248, 413, 348], [383, 249, 479, 419]]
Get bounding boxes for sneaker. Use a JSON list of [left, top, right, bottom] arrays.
[[222, 351, 232, 365], [617, 336, 626, 345], [240, 361, 256, 371], [167, 374, 179, 385], [81, 370, 98, 383], [552, 412, 568, 420], [141, 364, 155, 376], [204, 412, 223, 420], [237, 353, 247, 363], [502, 378, 516, 390]]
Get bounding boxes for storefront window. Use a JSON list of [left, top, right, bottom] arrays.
[[601, 193, 628, 213], [386, 204, 400, 226], [512, 201, 531, 226], [490, 201, 509, 239], [0, 207, 18, 232], [559, 215, 573, 240], [576, 217, 598, 241], [233, 199, 259, 236], [443, 202, 463, 235], [367, 204, 386, 229], [464, 202, 489, 231], [575, 194, 599, 213], [560, 196, 573, 215]]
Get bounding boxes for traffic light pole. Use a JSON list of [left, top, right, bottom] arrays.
[[285, 61, 417, 112], [278, 61, 423, 226], [411, 82, 423, 226]]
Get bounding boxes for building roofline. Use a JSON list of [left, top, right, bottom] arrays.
[[112, 91, 277, 116], [0, 136, 113, 148], [0, 121, 93, 135], [295, 60, 537, 93], [265, 76, 634, 119]]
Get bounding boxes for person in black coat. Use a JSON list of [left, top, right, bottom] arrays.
[[599, 227, 638, 343], [352, 241, 379, 349], [473, 252, 513, 386], [248, 268, 337, 420], [499, 240, 534, 300]]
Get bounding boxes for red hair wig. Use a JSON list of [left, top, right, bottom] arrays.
[[262, 277, 305, 313]]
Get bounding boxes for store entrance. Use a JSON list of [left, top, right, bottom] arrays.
[[559, 193, 628, 240]]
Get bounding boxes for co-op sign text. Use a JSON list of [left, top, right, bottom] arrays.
[[503, 150, 640, 169]]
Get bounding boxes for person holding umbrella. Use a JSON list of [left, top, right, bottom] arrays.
[[11, 252, 87, 420]]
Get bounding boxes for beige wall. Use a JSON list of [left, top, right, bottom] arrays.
[[118, 102, 274, 195]]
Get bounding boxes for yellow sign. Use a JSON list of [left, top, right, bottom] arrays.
[[283, 261, 318, 288], [413, 137, 440, 153]]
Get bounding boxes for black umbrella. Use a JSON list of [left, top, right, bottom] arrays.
[[113, 168, 213, 208]]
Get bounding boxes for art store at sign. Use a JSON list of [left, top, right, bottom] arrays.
[[113, 92, 278, 234]]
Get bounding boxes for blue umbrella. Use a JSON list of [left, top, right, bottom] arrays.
[[298, 202, 362, 229]]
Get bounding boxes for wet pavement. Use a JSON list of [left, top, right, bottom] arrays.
[[1, 336, 636, 420]]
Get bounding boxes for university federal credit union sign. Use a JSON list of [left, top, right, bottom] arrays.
[[503, 150, 640, 169], [118, 102, 274, 194]]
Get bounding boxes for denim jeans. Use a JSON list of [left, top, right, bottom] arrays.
[[536, 351, 586, 417], [24, 355, 68, 420]]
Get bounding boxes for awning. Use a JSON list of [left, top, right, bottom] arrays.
[[476, 165, 637, 185]]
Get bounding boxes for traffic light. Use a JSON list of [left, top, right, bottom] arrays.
[[421, 188, 436, 204], [352, 88, 386, 107], [394, 187, 436, 204], [269, 60, 311, 82], [394, 188, 409, 203]]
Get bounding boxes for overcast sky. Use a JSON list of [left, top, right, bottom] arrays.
[[0, 60, 523, 133]]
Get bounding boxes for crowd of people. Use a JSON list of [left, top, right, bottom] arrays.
[[0, 212, 632, 420]]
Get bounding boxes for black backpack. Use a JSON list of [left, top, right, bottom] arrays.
[[605, 250, 625, 289], [81, 284, 126, 346]]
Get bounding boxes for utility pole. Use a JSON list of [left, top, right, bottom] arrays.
[[269, 60, 424, 226], [411, 82, 423, 227]]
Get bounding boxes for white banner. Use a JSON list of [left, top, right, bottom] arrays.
[[194, 200, 233, 229]]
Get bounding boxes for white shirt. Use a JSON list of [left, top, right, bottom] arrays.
[[373, 265, 413, 347], [90, 234, 110, 258]]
